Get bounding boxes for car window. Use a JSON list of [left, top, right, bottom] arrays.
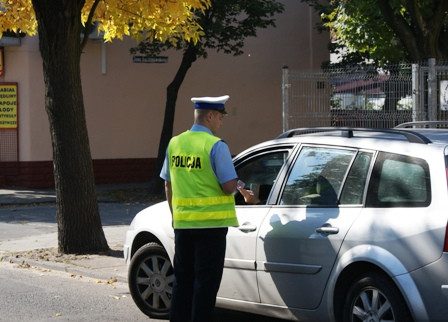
[[235, 151, 289, 205], [280, 146, 356, 206], [340, 151, 373, 205], [366, 152, 431, 207]]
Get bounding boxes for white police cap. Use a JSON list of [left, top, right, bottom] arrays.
[[191, 95, 229, 114]]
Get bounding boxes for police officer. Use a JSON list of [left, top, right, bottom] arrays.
[[160, 95, 239, 322]]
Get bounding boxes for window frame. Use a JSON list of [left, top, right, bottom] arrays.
[[233, 144, 294, 206], [277, 144, 365, 207]]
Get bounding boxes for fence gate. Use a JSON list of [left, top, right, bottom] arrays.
[[414, 59, 448, 123]]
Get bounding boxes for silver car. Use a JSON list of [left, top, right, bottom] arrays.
[[124, 124, 448, 322]]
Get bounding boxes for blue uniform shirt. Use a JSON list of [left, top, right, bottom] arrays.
[[160, 124, 237, 184]]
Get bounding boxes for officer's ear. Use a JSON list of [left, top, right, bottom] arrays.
[[206, 110, 215, 121]]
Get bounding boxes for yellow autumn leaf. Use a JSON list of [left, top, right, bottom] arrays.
[[0, 0, 210, 45]]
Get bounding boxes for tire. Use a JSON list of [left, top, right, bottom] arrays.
[[342, 271, 413, 322], [128, 242, 174, 319]]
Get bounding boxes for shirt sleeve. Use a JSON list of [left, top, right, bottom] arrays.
[[160, 150, 170, 182], [211, 140, 237, 184]]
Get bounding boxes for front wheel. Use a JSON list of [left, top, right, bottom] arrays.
[[128, 242, 174, 319], [342, 271, 413, 322]]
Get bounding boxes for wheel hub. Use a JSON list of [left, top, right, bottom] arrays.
[[150, 274, 166, 292], [366, 312, 379, 322]]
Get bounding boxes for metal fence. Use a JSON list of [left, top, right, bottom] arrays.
[[282, 60, 448, 130]]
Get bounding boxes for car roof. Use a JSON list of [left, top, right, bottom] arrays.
[[277, 127, 448, 145], [400, 128, 448, 144], [235, 123, 448, 161], [234, 127, 445, 158]]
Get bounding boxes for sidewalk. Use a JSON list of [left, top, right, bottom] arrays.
[[0, 183, 162, 283]]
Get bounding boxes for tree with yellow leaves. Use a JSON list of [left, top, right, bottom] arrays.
[[0, 0, 209, 254]]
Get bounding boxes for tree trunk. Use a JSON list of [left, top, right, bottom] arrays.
[[149, 44, 198, 194], [32, 0, 109, 254]]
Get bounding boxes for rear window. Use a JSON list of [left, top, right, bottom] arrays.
[[366, 152, 431, 207]]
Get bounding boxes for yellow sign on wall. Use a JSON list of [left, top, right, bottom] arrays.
[[0, 47, 4, 76], [0, 83, 18, 129]]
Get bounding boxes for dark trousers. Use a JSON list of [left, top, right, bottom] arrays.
[[169, 227, 228, 322]]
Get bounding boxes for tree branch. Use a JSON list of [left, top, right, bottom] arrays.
[[404, 0, 448, 59], [376, 0, 421, 60], [81, 0, 101, 50]]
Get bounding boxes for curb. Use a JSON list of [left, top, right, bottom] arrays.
[[1, 249, 128, 284]]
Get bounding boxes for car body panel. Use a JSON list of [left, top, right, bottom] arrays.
[[219, 206, 271, 302], [344, 207, 447, 271], [329, 244, 429, 321], [124, 201, 175, 264], [256, 206, 361, 309], [408, 253, 448, 321]]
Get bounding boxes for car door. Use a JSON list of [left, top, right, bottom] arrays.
[[217, 147, 292, 302], [255, 146, 373, 309]]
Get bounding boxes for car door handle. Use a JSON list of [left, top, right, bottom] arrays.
[[316, 225, 339, 235], [238, 222, 257, 232]]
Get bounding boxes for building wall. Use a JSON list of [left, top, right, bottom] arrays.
[[0, 1, 329, 187]]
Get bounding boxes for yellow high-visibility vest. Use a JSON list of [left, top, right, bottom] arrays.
[[168, 130, 237, 229]]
